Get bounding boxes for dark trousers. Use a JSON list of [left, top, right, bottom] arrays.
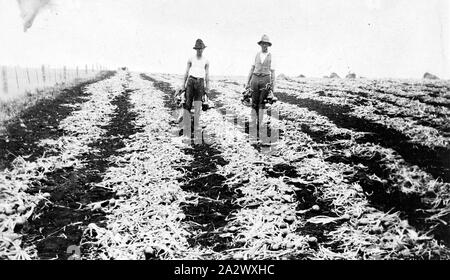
[[181, 77, 204, 142], [184, 76, 205, 111], [250, 74, 271, 110]]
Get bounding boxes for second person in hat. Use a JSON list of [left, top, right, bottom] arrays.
[[245, 35, 276, 124]]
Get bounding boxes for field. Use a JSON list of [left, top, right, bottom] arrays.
[[0, 71, 449, 260]]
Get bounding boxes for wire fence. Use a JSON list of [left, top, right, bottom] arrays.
[[0, 65, 106, 101]]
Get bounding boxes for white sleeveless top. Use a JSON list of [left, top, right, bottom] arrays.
[[188, 56, 209, 78]]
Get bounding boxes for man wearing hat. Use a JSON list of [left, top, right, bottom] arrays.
[[182, 39, 210, 110], [178, 39, 210, 141], [245, 35, 276, 127]]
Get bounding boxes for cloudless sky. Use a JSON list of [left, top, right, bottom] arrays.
[[0, 0, 449, 78]]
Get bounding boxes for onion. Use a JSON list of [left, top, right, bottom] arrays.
[[175, 214, 186, 220], [4, 206, 14, 216], [15, 216, 27, 226], [278, 223, 288, 229], [144, 247, 155, 255], [109, 199, 116, 206], [116, 190, 126, 198], [399, 249, 411, 258], [280, 229, 289, 237], [92, 203, 102, 211], [284, 215, 295, 224], [341, 214, 351, 220], [233, 253, 244, 260], [286, 242, 295, 249], [271, 244, 281, 251], [307, 237, 318, 243], [264, 216, 274, 222], [17, 206, 27, 214], [358, 218, 370, 226], [294, 241, 304, 248], [227, 226, 238, 233], [369, 226, 383, 234]]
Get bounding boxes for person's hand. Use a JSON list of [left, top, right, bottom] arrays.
[[245, 83, 250, 89]]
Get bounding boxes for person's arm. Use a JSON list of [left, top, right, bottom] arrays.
[[271, 69, 276, 91], [182, 60, 192, 90], [270, 56, 276, 91], [246, 54, 257, 88], [246, 65, 255, 88], [205, 61, 210, 97]]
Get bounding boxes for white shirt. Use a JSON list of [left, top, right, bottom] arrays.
[[252, 52, 275, 70], [188, 55, 209, 78]]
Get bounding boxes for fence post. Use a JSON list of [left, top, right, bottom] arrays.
[[15, 67, 20, 89], [76, 66, 79, 78], [26, 68, 31, 84], [41, 64, 46, 84], [1, 66, 8, 94], [63, 66, 67, 81]]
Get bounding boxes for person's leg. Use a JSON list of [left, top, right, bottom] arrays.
[[182, 78, 195, 140], [250, 76, 262, 140], [250, 76, 260, 110], [258, 75, 271, 125], [192, 79, 204, 144], [184, 78, 194, 112], [261, 76, 271, 103]]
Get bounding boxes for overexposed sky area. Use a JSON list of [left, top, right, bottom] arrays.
[[0, 0, 449, 78]]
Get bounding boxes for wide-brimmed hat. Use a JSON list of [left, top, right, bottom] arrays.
[[258, 34, 272, 46], [193, 39, 206, 49]]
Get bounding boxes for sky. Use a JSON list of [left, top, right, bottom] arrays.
[[0, 0, 449, 79]]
